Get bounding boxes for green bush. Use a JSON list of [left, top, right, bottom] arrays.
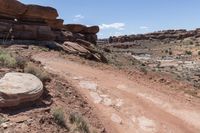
[[0, 51, 16, 68], [185, 50, 192, 55], [24, 63, 50, 82], [53, 108, 66, 128]]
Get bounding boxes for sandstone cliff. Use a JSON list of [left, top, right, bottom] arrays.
[[0, 0, 99, 44]]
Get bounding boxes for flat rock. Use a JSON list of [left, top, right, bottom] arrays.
[[111, 113, 122, 124], [63, 41, 90, 53], [64, 24, 87, 33], [0, 72, 43, 107]]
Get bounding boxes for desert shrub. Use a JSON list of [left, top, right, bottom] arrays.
[[169, 51, 173, 55], [0, 115, 6, 124], [0, 51, 16, 68], [198, 51, 200, 55], [185, 50, 192, 55], [53, 108, 66, 128], [69, 113, 90, 133], [15, 56, 27, 69], [140, 67, 148, 75], [24, 63, 50, 82], [189, 41, 193, 45], [40, 47, 50, 52]]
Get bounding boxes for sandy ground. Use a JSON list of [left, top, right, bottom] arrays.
[[34, 52, 200, 133]]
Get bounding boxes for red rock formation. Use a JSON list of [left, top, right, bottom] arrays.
[[0, 0, 106, 63], [0, 0, 99, 44]]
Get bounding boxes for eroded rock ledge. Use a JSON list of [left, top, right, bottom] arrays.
[[0, 0, 107, 62], [0, 0, 99, 44]]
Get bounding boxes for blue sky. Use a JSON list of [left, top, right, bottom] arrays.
[[21, 0, 200, 38]]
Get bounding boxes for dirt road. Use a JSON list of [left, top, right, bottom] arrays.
[[34, 52, 200, 133]]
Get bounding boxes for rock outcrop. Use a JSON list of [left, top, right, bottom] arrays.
[[0, 20, 55, 41], [60, 40, 107, 63], [109, 29, 200, 43], [0, 0, 106, 62], [0, 0, 99, 44], [0, 72, 43, 107], [61, 24, 99, 44]]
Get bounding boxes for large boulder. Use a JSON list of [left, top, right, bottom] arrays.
[[0, 72, 43, 107], [0, 20, 55, 41], [0, 0, 58, 20], [0, 0, 27, 18], [83, 26, 99, 34], [64, 24, 87, 33], [64, 24, 100, 34], [62, 41, 90, 54], [22, 4, 58, 20], [46, 19, 64, 30]]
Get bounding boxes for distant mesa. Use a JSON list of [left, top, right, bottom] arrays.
[[108, 29, 200, 43]]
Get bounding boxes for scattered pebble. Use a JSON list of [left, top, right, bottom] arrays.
[[137, 116, 156, 132], [79, 81, 97, 91], [115, 99, 123, 107], [117, 84, 128, 90], [102, 98, 112, 106], [111, 113, 122, 124], [90, 92, 102, 104]]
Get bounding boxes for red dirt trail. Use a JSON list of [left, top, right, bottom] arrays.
[[34, 52, 200, 133]]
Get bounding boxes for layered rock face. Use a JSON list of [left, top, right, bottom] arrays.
[[0, 0, 107, 63], [55, 24, 99, 44], [0, 0, 99, 44], [109, 29, 200, 43]]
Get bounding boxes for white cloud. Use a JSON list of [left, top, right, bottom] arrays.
[[99, 23, 125, 30], [73, 14, 85, 21], [139, 26, 149, 30]]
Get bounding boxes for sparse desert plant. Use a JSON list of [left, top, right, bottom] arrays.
[[15, 56, 27, 69], [69, 112, 90, 133], [0, 115, 6, 124], [140, 67, 148, 74], [169, 51, 173, 55], [53, 108, 66, 128], [0, 51, 17, 68], [185, 50, 192, 55], [24, 63, 50, 82], [40, 47, 50, 52], [189, 41, 194, 45], [165, 48, 172, 55]]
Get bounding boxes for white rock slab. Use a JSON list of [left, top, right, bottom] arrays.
[[0, 72, 43, 107], [79, 81, 97, 91]]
